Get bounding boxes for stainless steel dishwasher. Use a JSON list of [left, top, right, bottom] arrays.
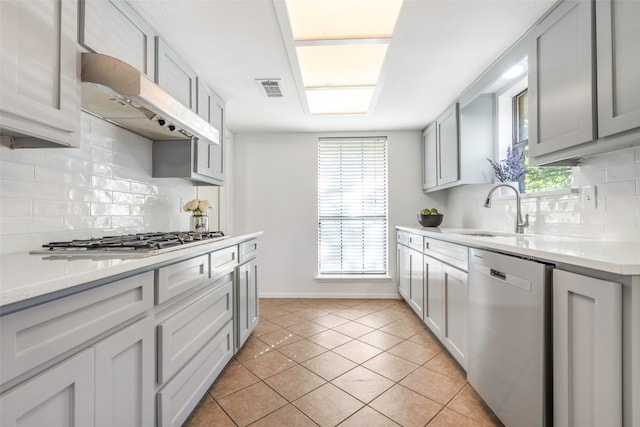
[[467, 248, 552, 427]]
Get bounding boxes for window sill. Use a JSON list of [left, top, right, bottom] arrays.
[[315, 275, 392, 282]]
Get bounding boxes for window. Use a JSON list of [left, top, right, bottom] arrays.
[[511, 89, 572, 193], [318, 137, 388, 275]]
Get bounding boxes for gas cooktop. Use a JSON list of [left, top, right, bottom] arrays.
[[30, 231, 227, 256]]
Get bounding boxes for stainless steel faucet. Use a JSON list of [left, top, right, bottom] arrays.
[[484, 183, 529, 234]]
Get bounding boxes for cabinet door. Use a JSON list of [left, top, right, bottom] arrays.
[[236, 258, 259, 350], [437, 103, 460, 186], [156, 38, 197, 110], [553, 269, 622, 427], [94, 317, 154, 427], [397, 245, 411, 302], [441, 264, 467, 369], [80, 0, 155, 80], [424, 255, 444, 339], [423, 123, 438, 190], [0, 348, 95, 427], [596, 0, 640, 138], [408, 248, 425, 320], [0, 0, 80, 148], [529, 0, 594, 158], [196, 80, 224, 183]]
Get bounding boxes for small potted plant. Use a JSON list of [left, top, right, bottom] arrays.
[[487, 146, 526, 192], [183, 199, 212, 232]]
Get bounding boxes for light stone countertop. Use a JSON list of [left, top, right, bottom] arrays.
[[397, 226, 640, 276], [0, 232, 262, 310]]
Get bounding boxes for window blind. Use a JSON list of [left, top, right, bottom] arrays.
[[318, 137, 388, 275]]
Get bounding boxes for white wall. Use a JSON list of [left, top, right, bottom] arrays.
[[233, 131, 444, 298], [0, 113, 199, 254], [446, 146, 640, 241]]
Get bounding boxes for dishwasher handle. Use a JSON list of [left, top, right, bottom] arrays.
[[490, 269, 506, 281], [472, 263, 532, 292]]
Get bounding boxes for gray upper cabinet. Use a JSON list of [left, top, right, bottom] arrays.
[[0, 0, 80, 148], [423, 97, 493, 192], [79, 0, 156, 80], [595, 0, 640, 138], [422, 123, 438, 190], [529, 0, 640, 165], [196, 79, 225, 183], [156, 37, 197, 111], [529, 0, 595, 160], [437, 103, 460, 186], [153, 138, 223, 186]]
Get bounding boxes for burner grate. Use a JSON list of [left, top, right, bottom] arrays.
[[40, 231, 225, 252]]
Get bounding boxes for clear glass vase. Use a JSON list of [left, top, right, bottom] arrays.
[[190, 215, 209, 232]]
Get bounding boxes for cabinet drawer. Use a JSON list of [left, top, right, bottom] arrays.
[[239, 239, 258, 263], [157, 276, 233, 384], [397, 231, 423, 252], [211, 245, 239, 279], [424, 238, 468, 272], [157, 320, 233, 427], [155, 255, 209, 304], [0, 271, 153, 387]]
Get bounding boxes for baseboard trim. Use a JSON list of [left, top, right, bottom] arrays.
[[258, 292, 401, 299]]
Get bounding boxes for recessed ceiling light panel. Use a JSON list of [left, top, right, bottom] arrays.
[[285, 0, 404, 40], [306, 87, 375, 115], [296, 44, 389, 87]]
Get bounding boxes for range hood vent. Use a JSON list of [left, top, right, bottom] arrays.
[[256, 79, 284, 98], [81, 53, 219, 144]]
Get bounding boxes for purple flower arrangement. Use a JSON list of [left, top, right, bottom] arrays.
[[487, 146, 527, 182]]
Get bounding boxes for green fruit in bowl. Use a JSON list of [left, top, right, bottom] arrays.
[[431, 208, 439, 214], [421, 209, 431, 215]]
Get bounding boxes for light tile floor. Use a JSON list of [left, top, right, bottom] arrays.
[[184, 298, 503, 427]]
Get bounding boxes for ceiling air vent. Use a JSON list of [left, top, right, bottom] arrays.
[[256, 79, 284, 98]]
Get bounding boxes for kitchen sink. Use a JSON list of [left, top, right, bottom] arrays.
[[453, 231, 516, 238]]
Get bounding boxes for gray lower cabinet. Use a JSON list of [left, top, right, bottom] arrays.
[[0, 0, 80, 148], [79, 0, 156, 80], [553, 269, 622, 427], [595, 0, 640, 138], [94, 316, 154, 427], [236, 256, 259, 350], [396, 232, 425, 319], [155, 277, 234, 427], [423, 238, 468, 369], [0, 348, 95, 427]]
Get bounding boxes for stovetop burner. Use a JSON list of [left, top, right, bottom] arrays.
[[34, 231, 226, 254]]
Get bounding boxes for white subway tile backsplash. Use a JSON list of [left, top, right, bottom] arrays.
[[1, 160, 34, 181], [1, 199, 32, 216], [447, 147, 640, 241], [34, 165, 91, 187], [33, 201, 91, 217], [91, 176, 131, 192], [606, 164, 640, 182], [64, 215, 111, 230], [91, 203, 130, 216], [0, 113, 197, 254], [1, 217, 63, 234]]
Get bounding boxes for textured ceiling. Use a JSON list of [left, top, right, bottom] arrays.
[[131, 0, 556, 134]]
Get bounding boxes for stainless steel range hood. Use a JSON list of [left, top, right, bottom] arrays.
[[81, 53, 219, 144]]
